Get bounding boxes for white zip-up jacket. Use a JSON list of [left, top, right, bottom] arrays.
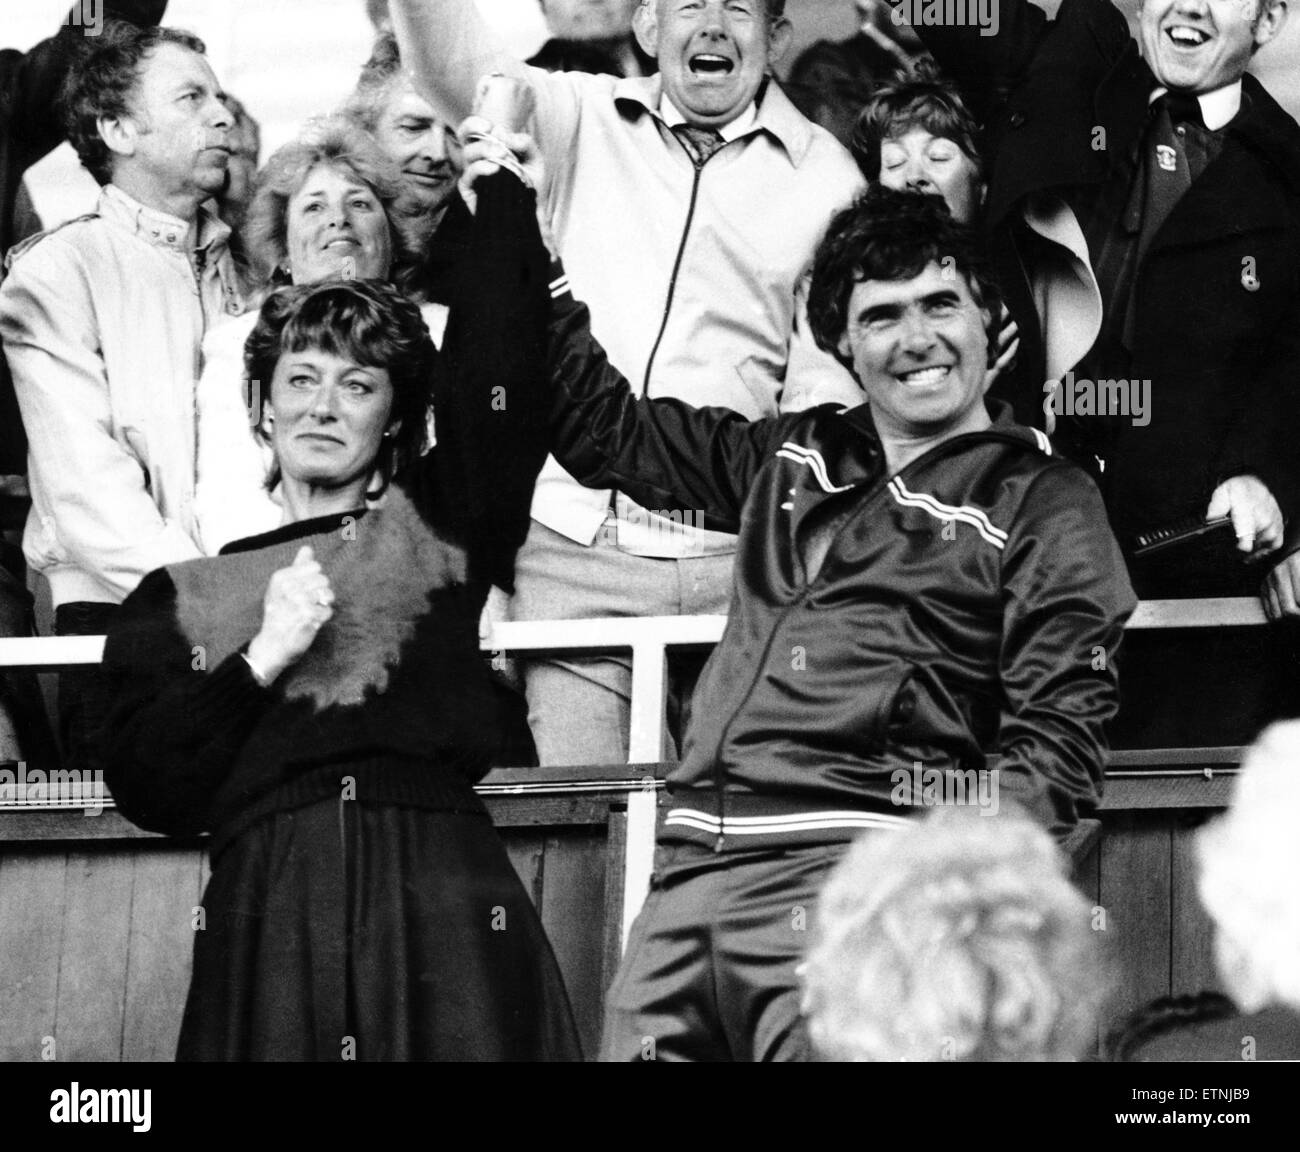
[[0, 184, 246, 606], [392, 0, 866, 555]]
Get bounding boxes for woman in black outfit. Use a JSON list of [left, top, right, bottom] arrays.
[[101, 169, 580, 1061]]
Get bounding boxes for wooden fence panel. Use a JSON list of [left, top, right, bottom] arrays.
[[1098, 811, 1172, 1027], [0, 790, 1231, 1061], [0, 849, 66, 1062], [538, 829, 608, 1057], [1170, 815, 1222, 997], [122, 847, 205, 1061], [54, 847, 134, 1060], [504, 831, 546, 911]]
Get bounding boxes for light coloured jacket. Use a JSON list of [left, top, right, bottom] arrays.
[[533, 74, 868, 554], [0, 184, 246, 605], [392, 2, 866, 554]]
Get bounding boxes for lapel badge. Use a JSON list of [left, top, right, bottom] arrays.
[[1155, 144, 1178, 173]]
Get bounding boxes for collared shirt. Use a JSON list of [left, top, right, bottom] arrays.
[[388, 7, 867, 554], [656, 93, 759, 141], [1147, 82, 1237, 185], [527, 70, 865, 555], [1149, 80, 1242, 132], [100, 184, 245, 324]]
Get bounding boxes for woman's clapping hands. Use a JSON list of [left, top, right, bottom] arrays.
[[245, 546, 334, 685]]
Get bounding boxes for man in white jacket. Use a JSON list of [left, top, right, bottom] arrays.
[[391, 0, 865, 766], [0, 23, 243, 771]]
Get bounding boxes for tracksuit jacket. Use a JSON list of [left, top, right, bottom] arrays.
[[546, 273, 1138, 846]]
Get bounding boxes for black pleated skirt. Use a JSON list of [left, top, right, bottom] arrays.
[[177, 797, 582, 1061]]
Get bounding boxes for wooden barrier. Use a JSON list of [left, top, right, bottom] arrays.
[[0, 599, 1268, 1059]]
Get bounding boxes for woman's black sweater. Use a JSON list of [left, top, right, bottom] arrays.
[[101, 174, 552, 856]]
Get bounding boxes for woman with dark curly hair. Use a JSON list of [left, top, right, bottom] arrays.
[[100, 167, 581, 1061]]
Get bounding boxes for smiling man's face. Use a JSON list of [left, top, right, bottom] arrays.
[[1138, 0, 1288, 94], [635, 0, 791, 127], [372, 81, 460, 218], [836, 261, 993, 441]]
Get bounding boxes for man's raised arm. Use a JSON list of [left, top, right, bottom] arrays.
[[546, 274, 798, 535], [388, 0, 527, 126]]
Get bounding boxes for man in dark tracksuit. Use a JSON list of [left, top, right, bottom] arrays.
[[541, 186, 1136, 1060], [892, 0, 1300, 746]]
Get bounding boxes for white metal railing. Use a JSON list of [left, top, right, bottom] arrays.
[[0, 598, 1271, 944]]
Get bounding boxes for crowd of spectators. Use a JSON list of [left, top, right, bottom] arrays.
[[0, 0, 1297, 1062]]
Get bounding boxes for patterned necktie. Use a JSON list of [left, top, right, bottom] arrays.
[[674, 124, 726, 167], [1136, 91, 1199, 264]]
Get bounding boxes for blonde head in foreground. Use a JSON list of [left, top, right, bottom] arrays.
[[802, 806, 1111, 1061]]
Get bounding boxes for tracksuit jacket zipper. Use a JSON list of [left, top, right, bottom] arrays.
[[704, 428, 1035, 851], [708, 474, 892, 851]]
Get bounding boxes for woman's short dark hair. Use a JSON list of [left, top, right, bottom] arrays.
[[61, 23, 208, 186], [241, 116, 403, 287], [245, 279, 437, 492], [807, 184, 1001, 363], [850, 59, 982, 184]]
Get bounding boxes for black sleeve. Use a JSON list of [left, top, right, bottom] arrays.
[[405, 171, 552, 592], [1216, 281, 1300, 546], [994, 463, 1137, 838], [397, 189, 473, 306], [546, 280, 804, 534], [880, 0, 1049, 124], [101, 566, 274, 837]]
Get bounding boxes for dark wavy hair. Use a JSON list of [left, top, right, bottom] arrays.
[[245, 279, 437, 493], [807, 184, 1001, 364], [851, 59, 982, 184], [61, 23, 208, 186]]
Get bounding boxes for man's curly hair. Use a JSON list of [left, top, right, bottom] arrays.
[[807, 185, 1001, 364], [245, 279, 438, 493], [60, 23, 208, 186]]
